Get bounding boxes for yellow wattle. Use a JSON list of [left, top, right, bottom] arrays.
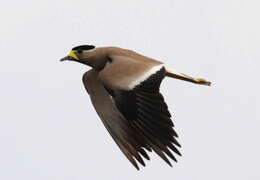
[[68, 50, 79, 60]]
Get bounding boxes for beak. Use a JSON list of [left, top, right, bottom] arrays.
[[60, 56, 76, 61], [60, 50, 79, 62]]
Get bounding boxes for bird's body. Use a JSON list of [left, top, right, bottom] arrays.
[[61, 45, 211, 170], [98, 48, 163, 90]]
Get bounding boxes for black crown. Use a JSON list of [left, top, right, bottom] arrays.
[[72, 45, 95, 51]]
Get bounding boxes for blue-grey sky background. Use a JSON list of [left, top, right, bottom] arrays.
[[0, 0, 259, 179]]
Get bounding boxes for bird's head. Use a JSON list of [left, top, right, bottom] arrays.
[[60, 45, 95, 62], [61, 45, 109, 70]]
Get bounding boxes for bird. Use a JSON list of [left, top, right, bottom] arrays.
[[60, 45, 211, 170]]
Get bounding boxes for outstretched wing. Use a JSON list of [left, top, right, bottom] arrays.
[[83, 67, 181, 170]]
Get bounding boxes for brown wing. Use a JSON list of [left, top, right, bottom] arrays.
[[83, 68, 181, 170], [83, 69, 150, 169]]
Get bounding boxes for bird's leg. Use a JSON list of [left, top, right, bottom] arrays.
[[165, 66, 211, 86]]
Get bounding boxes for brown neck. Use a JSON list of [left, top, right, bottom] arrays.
[[80, 48, 108, 71]]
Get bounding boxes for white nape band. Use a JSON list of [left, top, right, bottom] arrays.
[[128, 64, 164, 89]]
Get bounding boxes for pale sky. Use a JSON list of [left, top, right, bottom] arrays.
[[0, 0, 259, 179]]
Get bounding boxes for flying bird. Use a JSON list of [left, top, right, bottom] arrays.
[[60, 45, 211, 170]]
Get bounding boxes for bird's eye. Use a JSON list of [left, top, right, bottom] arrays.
[[77, 50, 83, 54]]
